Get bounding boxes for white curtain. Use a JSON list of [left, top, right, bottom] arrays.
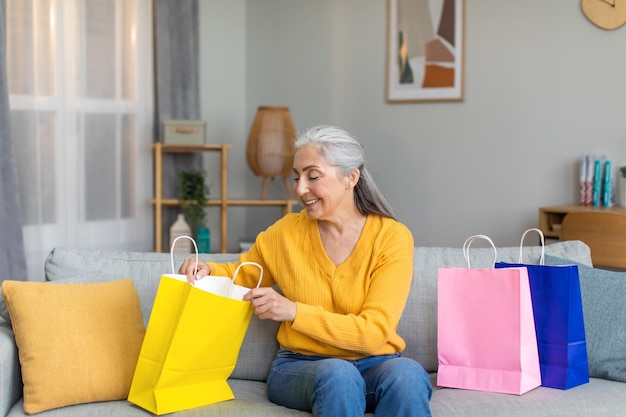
[[6, 0, 154, 280], [0, 0, 27, 283]]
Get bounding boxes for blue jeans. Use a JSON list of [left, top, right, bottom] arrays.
[[267, 349, 432, 417]]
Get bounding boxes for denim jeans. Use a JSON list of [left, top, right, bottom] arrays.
[[267, 349, 432, 417]]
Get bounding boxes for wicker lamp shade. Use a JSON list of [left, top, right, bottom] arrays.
[[246, 106, 297, 199]]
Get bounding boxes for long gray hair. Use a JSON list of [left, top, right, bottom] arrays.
[[295, 125, 396, 220]]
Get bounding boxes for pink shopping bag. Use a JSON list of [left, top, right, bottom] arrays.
[[437, 235, 541, 395]]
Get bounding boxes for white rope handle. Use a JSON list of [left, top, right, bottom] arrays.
[[519, 228, 545, 265], [462, 234, 497, 268], [228, 262, 264, 298], [170, 235, 199, 275]]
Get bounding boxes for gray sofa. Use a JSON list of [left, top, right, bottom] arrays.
[[1, 240, 626, 416]]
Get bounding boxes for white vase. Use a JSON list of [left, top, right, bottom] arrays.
[[169, 214, 192, 253]]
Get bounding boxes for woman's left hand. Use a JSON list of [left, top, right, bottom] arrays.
[[243, 287, 296, 322]]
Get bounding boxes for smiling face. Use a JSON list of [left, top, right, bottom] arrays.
[[293, 145, 358, 221]]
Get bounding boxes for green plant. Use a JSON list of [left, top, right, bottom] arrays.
[[177, 169, 209, 234]]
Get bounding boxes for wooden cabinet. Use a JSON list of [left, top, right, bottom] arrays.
[[152, 143, 297, 253], [538, 204, 626, 239]]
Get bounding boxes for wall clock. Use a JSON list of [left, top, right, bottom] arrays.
[[581, 0, 626, 30]]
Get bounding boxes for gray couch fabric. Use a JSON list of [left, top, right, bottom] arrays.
[[2, 240, 625, 416]]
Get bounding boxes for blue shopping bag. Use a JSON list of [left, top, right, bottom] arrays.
[[495, 228, 589, 390]]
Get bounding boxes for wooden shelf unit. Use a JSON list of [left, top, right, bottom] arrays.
[[153, 143, 297, 253], [538, 204, 626, 239]]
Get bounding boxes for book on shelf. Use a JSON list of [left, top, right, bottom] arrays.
[[579, 154, 613, 207]]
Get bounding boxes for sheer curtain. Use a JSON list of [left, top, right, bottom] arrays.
[[0, 0, 27, 282], [7, 0, 154, 280]]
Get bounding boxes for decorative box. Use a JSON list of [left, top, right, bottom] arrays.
[[163, 120, 206, 145]]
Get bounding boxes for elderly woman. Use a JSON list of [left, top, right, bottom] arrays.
[[180, 125, 432, 417]]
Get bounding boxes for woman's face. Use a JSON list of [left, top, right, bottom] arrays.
[[293, 145, 354, 220]]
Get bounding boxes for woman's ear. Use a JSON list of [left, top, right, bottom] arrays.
[[347, 168, 360, 189]]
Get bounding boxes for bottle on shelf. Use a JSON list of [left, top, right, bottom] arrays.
[[169, 213, 192, 253], [197, 226, 211, 253]]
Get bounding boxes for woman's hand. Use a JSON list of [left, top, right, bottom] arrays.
[[243, 287, 296, 322], [178, 258, 211, 284]]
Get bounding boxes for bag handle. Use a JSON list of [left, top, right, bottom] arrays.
[[518, 228, 545, 265], [463, 234, 497, 268], [170, 236, 264, 295], [229, 262, 264, 297], [170, 235, 199, 275]]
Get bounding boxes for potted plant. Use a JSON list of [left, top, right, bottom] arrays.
[[177, 169, 210, 252]]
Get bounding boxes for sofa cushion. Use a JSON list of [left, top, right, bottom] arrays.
[[544, 254, 626, 383], [1, 279, 145, 414], [43, 246, 241, 325], [0, 288, 9, 322]]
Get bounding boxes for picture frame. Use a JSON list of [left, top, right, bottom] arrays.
[[386, 0, 465, 103]]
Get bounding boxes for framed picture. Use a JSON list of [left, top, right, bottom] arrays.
[[386, 0, 465, 103]]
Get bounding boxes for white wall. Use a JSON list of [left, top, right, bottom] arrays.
[[201, 0, 626, 250], [198, 0, 249, 251]]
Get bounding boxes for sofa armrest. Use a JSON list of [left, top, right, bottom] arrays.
[[0, 321, 21, 417]]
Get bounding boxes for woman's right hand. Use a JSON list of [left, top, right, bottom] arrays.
[[178, 258, 212, 284]]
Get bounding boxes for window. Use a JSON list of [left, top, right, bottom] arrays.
[[7, 0, 154, 279]]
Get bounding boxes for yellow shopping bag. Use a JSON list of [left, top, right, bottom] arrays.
[[128, 237, 263, 415]]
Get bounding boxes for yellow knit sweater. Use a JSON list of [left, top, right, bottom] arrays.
[[208, 210, 414, 360]]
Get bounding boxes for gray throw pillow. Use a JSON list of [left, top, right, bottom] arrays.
[[544, 254, 626, 383]]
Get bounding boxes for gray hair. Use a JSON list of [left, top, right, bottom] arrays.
[[295, 125, 396, 220]]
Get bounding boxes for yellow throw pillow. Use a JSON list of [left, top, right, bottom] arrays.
[[1, 279, 145, 414]]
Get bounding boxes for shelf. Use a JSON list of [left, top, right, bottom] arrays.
[[157, 144, 227, 152], [151, 198, 296, 208], [153, 142, 296, 253], [538, 204, 626, 239]]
